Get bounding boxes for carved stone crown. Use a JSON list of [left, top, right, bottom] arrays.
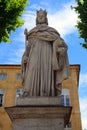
[[37, 9, 47, 16]]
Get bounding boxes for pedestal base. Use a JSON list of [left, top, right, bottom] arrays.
[[5, 106, 72, 130], [15, 97, 61, 106], [13, 118, 64, 130]]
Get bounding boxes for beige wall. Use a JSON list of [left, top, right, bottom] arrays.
[[0, 65, 82, 130], [63, 65, 82, 130]]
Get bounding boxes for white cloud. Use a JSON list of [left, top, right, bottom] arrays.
[[48, 2, 78, 37], [22, 11, 36, 30], [22, 1, 78, 37], [80, 97, 87, 129], [11, 1, 77, 48], [79, 73, 87, 129], [79, 73, 87, 86], [29, 4, 43, 10], [4, 1, 78, 64]]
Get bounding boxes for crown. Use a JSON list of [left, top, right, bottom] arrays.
[[37, 9, 47, 16]]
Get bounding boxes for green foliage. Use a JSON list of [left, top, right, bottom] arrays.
[[0, 0, 28, 43], [74, 0, 87, 49]]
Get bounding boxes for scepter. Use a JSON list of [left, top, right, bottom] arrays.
[[24, 28, 28, 48]]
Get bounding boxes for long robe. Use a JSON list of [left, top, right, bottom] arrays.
[[21, 24, 70, 96]]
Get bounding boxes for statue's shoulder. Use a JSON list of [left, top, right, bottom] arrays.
[[47, 26, 60, 36], [24, 27, 38, 40], [28, 26, 38, 34]]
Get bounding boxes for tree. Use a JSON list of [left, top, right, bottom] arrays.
[[74, 0, 87, 49], [0, 0, 28, 43]]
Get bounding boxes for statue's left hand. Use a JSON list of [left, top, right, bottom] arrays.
[[23, 56, 28, 63], [57, 47, 66, 56]]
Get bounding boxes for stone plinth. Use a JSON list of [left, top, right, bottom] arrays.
[[15, 97, 61, 106], [5, 105, 72, 130]]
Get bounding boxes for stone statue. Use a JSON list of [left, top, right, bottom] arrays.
[[21, 9, 70, 97]]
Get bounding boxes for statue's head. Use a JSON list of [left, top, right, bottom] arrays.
[[36, 9, 48, 25]]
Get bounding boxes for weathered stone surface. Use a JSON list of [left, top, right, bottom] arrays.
[[5, 106, 72, 130], [21, 9, 70, 97], [13, 118, 64, 130], [15, 97, 61, 106]]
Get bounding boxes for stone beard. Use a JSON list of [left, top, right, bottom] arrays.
[[21, 9, 70, 97]]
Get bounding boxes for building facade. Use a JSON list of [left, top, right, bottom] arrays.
[[0, 64, 82, 130]]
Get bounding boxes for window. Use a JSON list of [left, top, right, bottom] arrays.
[[62, 89, 70, 106], [66, 122, 71, 128], [0, 73, 7, 80], [16, 89, 23, 97], [0, 89, 4, 106], [66, 95, 70, 106], [65, 122, 72, 130], [0, 94, 3, 106], [61, 95, 64, 106], [17, 73, 21, 80]]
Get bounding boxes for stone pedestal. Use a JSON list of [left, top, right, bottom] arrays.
[[15, 97, 62, 106], [5, 103, 72, 130]]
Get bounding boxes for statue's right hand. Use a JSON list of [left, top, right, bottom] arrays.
[[23, 56, 28, 63], [24, 28, 28, 35]]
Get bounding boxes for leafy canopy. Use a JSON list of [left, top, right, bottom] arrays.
[[0, 0, 28, 43], [74, 0, 87, 49]]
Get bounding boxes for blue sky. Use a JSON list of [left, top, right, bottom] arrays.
[[0, 0, 87, 129]]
